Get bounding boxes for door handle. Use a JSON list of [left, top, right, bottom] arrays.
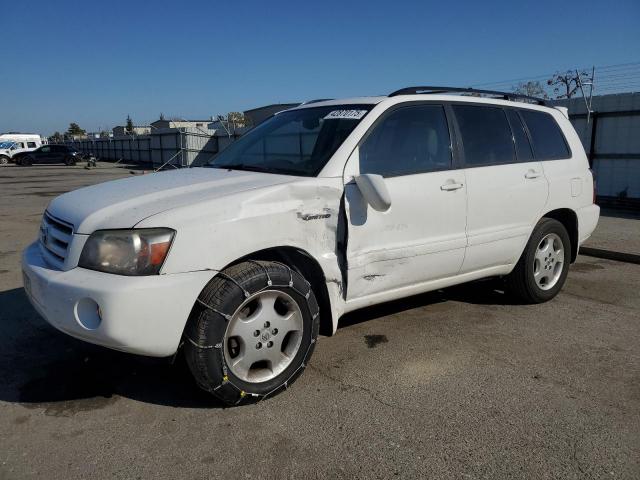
[[525, 170, 542, 179], [440, 181, 464, 191]]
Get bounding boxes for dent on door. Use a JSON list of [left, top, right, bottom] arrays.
[[344, 169, 467, 301]]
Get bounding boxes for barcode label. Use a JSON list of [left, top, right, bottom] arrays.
[[324, 110, 368, 120]]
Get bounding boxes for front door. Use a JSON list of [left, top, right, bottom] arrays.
[[36, 146, 52, 163], [343, 103, 467, 301]]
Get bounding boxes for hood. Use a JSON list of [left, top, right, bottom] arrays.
[[47, 167, 297, 234]]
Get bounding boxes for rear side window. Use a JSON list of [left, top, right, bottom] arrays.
[[505, 109, 533, 162], [359, 104, 452, 177], [519, 110, 570, 160], [27, 142, 37, 148], [453, 105, 515, 166]]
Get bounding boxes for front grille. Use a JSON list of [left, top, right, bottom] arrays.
[[39, 211, 73, 269]]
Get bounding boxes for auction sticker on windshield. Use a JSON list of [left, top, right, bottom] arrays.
[[324, 110, 368, 120]]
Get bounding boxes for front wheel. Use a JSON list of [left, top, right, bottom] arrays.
[[184, 260, 320, 406], [0, 156, 8, 165], [64, 156, 77, 166], [506, 218, 571, 303]]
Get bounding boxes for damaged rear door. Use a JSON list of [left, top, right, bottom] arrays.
[[343, 103, 467, 300]]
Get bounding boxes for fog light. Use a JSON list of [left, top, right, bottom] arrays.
[[74, 298, 102, 330]]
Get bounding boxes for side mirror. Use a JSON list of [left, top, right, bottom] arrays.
[[354, 174, 391, 212]]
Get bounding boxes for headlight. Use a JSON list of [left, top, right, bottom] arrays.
[[79, 228, 175, 275]]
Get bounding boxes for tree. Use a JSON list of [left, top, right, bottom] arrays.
[[66, 123, 86, 136], [226, 111, 250, 128], [513, 80, 547, 98], [547, 70, 591, 99], [125, 115, 134, 134], [50, 131, 63, 142], [159, 112, 165, 121]]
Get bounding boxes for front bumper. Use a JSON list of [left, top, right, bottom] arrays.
[[21, 242, 215, 357]]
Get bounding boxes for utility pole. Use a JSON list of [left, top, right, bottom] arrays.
[[576, 67, 595, 123]]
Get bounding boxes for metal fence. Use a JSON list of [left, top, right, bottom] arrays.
[[67, 127, 228, 168], [553, 92, 640, 207]]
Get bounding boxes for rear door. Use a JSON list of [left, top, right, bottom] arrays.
[[50, 146, 66, 163], [452, 104, 548, 273], [343, 103, 467, 300]]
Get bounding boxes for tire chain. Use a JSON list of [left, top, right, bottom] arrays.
[[184, 260, 319, 405]]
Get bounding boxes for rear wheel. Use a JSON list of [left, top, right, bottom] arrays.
[[506, 218, 571, 303], [184, 260, 320, 406]]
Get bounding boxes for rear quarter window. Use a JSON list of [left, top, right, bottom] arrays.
[[519, 110, 571, 160]]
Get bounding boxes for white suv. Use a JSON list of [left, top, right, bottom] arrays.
[[22, 87, 600, 405]]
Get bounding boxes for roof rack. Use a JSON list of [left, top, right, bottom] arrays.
[[388, 86, 546, 105], [300, 98, 334, 105]]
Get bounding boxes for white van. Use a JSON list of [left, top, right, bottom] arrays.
[[0, 134, 42, 164], [22, 87, 600, 405]]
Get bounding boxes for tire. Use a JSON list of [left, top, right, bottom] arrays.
[[19, 155, 33, 166], [184, 260, 320, 406], [64, 156, 77, 166], [506, 218, 571, 303], [0, 156, 8, 165]]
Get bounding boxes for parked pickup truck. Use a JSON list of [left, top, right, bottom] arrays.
[[22, 86, 600, 405], [0, 134, 42, 164]]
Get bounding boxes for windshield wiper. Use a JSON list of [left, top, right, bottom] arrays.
[[211, 163, 266, 172], [209, 163, 290, 174]]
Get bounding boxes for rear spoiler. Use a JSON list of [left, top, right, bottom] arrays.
[[554, 106, 569, 119]]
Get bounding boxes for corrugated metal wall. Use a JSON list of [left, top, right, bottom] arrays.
[[553, 93, 640, 201], [67, 127, 219, 168]]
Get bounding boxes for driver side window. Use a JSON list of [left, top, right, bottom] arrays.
[[359, 105, 452, 177]]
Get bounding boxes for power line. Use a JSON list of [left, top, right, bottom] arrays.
[[595, 72, 640, 81], [472, 61, 640, 96], [594, 61, 640, 71], [473, 61, 640, 88]]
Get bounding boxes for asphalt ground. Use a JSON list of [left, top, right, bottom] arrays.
[[1, 163, 639, 479]]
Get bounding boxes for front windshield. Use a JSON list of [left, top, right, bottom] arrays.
[[0, 141, 15, 149], [200, 105, 373, 176]]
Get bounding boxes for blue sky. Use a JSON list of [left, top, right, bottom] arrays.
[[2, 0, 639, 135]]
